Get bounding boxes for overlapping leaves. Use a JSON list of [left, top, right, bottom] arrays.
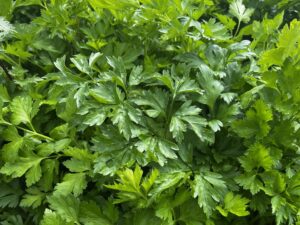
[[0, 0, 299, 225]]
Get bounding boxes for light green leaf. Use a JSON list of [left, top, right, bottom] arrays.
[[208, 120, 223, 132], [0, 84, 10, 102], [0, 1, 13, 18], [83, 110, 107, 126], [261, 171, 286, 196], [20, 187, 45, 208], [235, 172, 263, 194], [232, 99, 273, 139], [41, 209, 66, 225], [15, 0, 42, 7], [271, 195, 296, 225], [105, 165, 145, 203], [10, 96, 38, 125], [155, 73, 174, 92], [216, 192, 250, 217], [215, 13, 236, 30], [87, 0, 139, 11], [176, 77, 201, 95], [229, 0, 254, 23], [128, 66, 143, 86], [1, 137, 23, 162], [71, 54, 91, 74], [220, 93, 237, 104], [90, 83, 118, 104], [0, 154, 44, 187], [54, 173, 87, 197], [287, 172, 300, 197], [239, 143, 274, 172], [89, 52, 103, 67], [142, 169, 159, 193], [150, 172, 188, 198], [63, 158, 91, 173], [47, 195, 80, 223]]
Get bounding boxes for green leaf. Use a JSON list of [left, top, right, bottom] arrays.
[[105, 165, 146, 204], [41, 209, 69, 225], [287, 172, 300, 197], [193, 172, 227, 217], [235, 172, 263, 194], [15, 0, 42, 7], [232, 100, 273, 139], [0, 153, 44, 187], [175, 77, 201, 95], [170, 101, 213, 143], [47, 195, 80, 223], [239, 143, 274, 172], [154, 72, 174, 92], [90, 83, 118, 104], [229, 0, 254, 23], [261, 171, 286, 196], [205, 44, 227, 69], [54, 56, 86, 83], [141, 169, 159, 193], [54, 173, 87, 197], [259, 20, 300, 71], [1, 0, 299, 224], [202, 18, 231, 40], [87, 0, 138, 11], [20, 187, 45, 208], [1, 135, 23, 162], [277, 20, 300, 58], [111, 104, 133, 140], [83, 110, 107, 127], [128, 66, 143, 86], [215, 13, 236, 31], [40, 159, 58, 191], [135, 136, 179, 165], [271, 195, 297, 225], [79, 201, 112, 225], [216, 192, 250, 217], [208, 120, 223, 132], [0, 84, 10, 102], [71, 54, 91, 75], [63, 158, 91, 173], [150, 172, 188, 198], [131, 209, 162, 225], [0, 184, 21, 208], [10, 96, 38, 125], [0, 1, 13, 18], [135, 89, 168, 118], [197, 65, 224, 111]]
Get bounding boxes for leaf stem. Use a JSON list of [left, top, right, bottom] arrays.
[[234, 20, 241, 37], [1, 121, 54, 141], [29, 121, 37, 133], [18, 126, 54, 141], [164, 93, 176, 138]]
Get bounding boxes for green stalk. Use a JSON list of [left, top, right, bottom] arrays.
[[1, 121, 54, 141], [164, 93, 176, 138], [234, 20, 241, 37]]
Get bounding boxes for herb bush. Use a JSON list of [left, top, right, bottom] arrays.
[[0, 0, 300, 224]]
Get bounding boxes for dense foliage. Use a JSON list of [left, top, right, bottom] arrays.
[[0, 0, 300, 224]]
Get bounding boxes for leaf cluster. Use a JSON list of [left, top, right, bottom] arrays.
[[0, 0, 299, 225]]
